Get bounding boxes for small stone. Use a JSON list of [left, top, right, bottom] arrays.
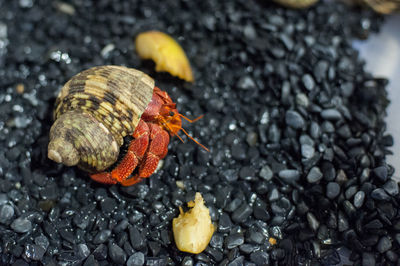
[[83, 255, 99, 266], [338, 211, 349, 232], [364, 219, 383, 230], [227, 256, 244, 266], [225, 233, 244, 249], [345, 186, 358, 199], [24, 244, 46, 261], [93, 229, 111, 244], [307, 167, 323, 183], [0, 194, 8, 206], [383, 180, 398, 196], [243, 24, 257, 39], [307, 212, 320, 231], [296, 93, 309, 107], [268, 188, 280, 202], [239, 166, 255, 181], [239, 244, 258, 254], [310, 122, 321, 139], [129, 226, 145, 249], [19, 0, 33, 8], [271, 248, 285, 261], [231, 143, 247, 161], [285, 110, 305, 129], [320, 109, 342, 120], [218, 212, 233, 233], [253, 202, 270, 221], [232, 203, 252, 223], [126, 252, 145, 266], [326, 182, 340, 199], [301, 144, 315, 159], [279, 169, 300, 183], [250, 251, 270, 265], [372, 166, 388, 182], [100, 198, 117, 213], [11, 217, 32, 233], [0, 204, 14, 223], [377, 236, 392, 253], [259, 165, 273, 181], [353, 191, 365, 208], [314, 60, 329, 82], [302, 74, 315, 91], [108, 243, 127, 265], [371, 188, 390, 201], [34, 235, 49, 251], [225, 198, 242, 212], [93, 244, 108, 261], [78, 244, 90, 259], [237, 76, 256, 90], [362, 252, 375, 266]]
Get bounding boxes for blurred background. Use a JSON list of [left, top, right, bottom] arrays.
[[354, 14, 400, 178]]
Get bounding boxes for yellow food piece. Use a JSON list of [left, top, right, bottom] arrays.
[[269, 237, 277, 245], [172, 192, 215, 254], [272, 0, 318, 8], [135, 31, 194, 82]]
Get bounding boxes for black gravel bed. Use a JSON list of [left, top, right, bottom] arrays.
[[0, 0, 398, 265]]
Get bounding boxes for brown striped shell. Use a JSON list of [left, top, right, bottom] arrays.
[[48, 65, 154, 173]]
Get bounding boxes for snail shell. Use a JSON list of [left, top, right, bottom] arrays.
[[48, 65, 154, 172]]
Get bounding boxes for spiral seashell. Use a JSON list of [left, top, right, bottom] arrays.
[[48, 65, 154, 172]]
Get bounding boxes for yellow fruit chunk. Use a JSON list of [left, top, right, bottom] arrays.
[[135, 31, 194, 82], [172, 192, 215, 254], [272, 0, 318, 8]]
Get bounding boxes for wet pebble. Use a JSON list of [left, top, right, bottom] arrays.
[[108, 242, 127, 265], [321, 109, 342, 120], [225, 233, 244, 249], [0, 204, 14, 223], [11, 217, 32, 233], [326, 182, 340, 199], [377, 236, 392, 253], [353, 191, 365, 208], [259, 165, 273, 181], [306, 167, 323, 183], [302, 74, 315, 91], [93, 229, 111, 244], [383, 179, 398, 196], [232, 203, 252, 223], [126, 252, 145, 266], [279, 169, 300, 183], [285, 110, 305, 129], [24, 244, 45, 261], [372, 166, 388, 182], [250, 250, 269, 265], [371, 188, 391, 201]]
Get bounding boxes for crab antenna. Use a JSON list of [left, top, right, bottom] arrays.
[[180, 127, 209, 152], [175, 132, 185, 143], [178, 113, 204, 123]]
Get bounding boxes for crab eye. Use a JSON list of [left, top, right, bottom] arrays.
[[169, 111, 175, 116]]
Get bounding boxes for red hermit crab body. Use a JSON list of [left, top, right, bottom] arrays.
[[47, 66, 206, 186], [91, 87, 198, 186]]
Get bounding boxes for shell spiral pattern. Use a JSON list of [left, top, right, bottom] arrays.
[[48, 66, 155, 172]]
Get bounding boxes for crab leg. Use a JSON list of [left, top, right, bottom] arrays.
[[120, 124, 169, 186]]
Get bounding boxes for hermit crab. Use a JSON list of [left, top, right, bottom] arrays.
[[48, 65, 206, 186]]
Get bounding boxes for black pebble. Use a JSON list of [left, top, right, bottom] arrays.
[[326, 182, 340, 199], [126, 252, 145, 266], [285, 111, 305, 129], [225, 233, 244, 249], [108, 242, 127, 265]]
